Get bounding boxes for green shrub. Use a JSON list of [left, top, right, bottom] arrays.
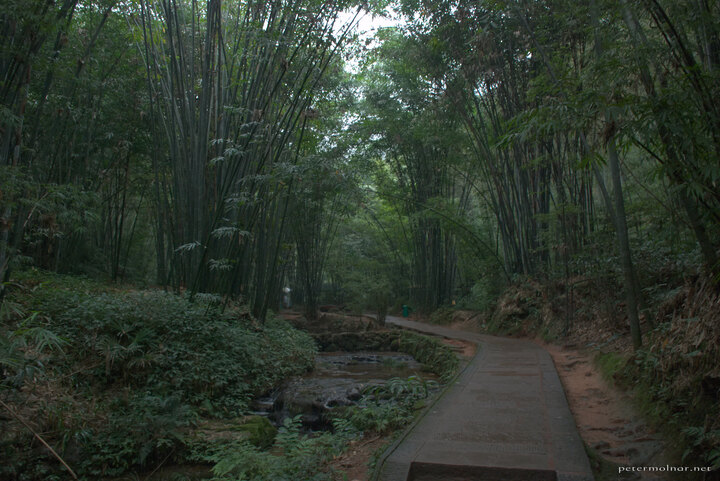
[[37, 290, 316, 415], [457, 276, 502, 312], [196, 415, 348, 481], [335, 398, 411, 434], [428, 307, 454, 325], [1, 313, 67, 388], [80, 392, 194, 477], [594, 351, 626, 381], [1, 272, 319, 479], [1, 271, 460, 480], [332, 376, 438, 434], [234, 416, 278, 449]]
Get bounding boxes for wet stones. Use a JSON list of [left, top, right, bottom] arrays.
[[256, 351, 431, 430]]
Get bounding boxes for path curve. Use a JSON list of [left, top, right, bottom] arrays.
[[377, 315, 595, 481]]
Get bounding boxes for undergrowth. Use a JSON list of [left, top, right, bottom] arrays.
[[0, 270, 460, 480], [613, 275, 720, 474], [0, 270, 317, 480], [428, 307, 455, 325], [594, 351, 625, 381], [192, 377, 440, 481], [332, 376, 438, 434], [192, 415, 349, 481]]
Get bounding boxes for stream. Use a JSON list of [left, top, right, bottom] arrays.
[[128, 350, 433, 481], [255, 351, 436, 430]]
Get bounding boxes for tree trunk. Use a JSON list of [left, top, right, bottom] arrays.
[[607, 138, 643, 349]]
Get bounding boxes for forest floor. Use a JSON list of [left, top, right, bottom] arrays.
[[541, 342, 670, 479], [328, 434, 388, 481]]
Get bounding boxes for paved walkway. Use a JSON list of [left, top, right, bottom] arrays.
[[377, 316, 595, 481]]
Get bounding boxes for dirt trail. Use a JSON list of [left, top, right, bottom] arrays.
[[542, 342, 670, 480]]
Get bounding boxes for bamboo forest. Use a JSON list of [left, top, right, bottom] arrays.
[[1, 0, 720, 480]]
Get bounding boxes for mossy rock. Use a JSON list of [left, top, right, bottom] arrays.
[[233, 416, 277, 449], [312, 331, 400, 352]]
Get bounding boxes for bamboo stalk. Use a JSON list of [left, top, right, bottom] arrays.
[[0, 399, 79, 480]]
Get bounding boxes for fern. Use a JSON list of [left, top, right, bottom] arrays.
[[334, 375, 439, 434], [681, 426, 720, 468], [206, 414, 346, 481]]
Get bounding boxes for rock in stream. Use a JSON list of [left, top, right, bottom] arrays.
[[254, 351, 433, 430]]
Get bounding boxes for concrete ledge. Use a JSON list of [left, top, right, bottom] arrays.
[[408, 462, 558, 481]]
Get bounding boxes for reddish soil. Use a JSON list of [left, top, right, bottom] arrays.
[[329, 434, 389, 481], [540, 341, 671, 479], [440, 337, 476, 358]]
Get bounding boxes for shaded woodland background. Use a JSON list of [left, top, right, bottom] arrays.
[[1, 0, 720, 479]]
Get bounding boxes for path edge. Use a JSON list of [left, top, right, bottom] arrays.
[[369, 326, 484, 481]]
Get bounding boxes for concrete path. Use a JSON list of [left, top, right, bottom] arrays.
[[377, 316, 595, 481]]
